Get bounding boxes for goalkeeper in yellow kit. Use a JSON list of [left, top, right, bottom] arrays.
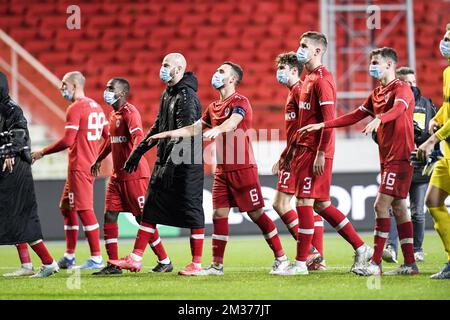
[[416, 23, 450, 279]]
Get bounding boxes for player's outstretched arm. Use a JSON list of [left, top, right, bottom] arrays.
[[298, 122, 325, 134], [203, 113, 243, 139], [31, 128, 77, 162], [434, 117, 450, 142], [147, 120, 203, 145], [416, 134, 441, 162]]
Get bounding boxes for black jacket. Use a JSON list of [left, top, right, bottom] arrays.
[[138, 72, 204, 228], [410, 86, 438, 183], [0, 72, 43, 244]]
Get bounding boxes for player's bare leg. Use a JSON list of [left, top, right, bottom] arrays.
[[383, 198, 419, 275], [425, 185, 450, 279], [314, 200, 372, 273]]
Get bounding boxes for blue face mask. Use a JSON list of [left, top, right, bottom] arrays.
[[369, 64, 383, 80], [61, 89, 73, 101], [296, 47, 309, 63], [276, 69, 289, 85], [104, 90, 119, 105], [159, 66, 172, 83], [440, 40, 450, 58], [211, 72, 224, 89]]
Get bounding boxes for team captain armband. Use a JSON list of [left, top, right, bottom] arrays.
[[232, 106, 246, 118]]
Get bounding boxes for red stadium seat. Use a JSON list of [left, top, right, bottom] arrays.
[[37, 52, 69, 66], [3, 0, 444, 135], [134, 15, 160, 29], [9, 29, 37, 42], [27, 3, 57, 15]]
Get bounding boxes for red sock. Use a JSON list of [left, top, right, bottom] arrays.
[[212, 217, 229, 264], [103, 222, 118, 260], [190, 228, 204, 264], [312, 213, 324, 257], [61, 208, 78, 254], [319, 205, 364, 250], [29, 240, 53, 265], [16, 243, 31, 265], [397, 221, 415, 265], [78, 210, 101, 257], [148, 227, 169, 262], [132, 222, 155, 257], [281, 210, 298, 240], [255, 213, 284, 258], [372, 218, 391, 264], [296, 206, 314, 262]]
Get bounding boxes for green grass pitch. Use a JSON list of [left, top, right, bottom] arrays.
[[0, 233, 448, 300]]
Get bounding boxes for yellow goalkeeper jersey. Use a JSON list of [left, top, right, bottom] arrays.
[[434, 65, 450, 158]]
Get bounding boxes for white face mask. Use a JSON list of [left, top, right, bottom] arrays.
[[276, 69, 289, 85], [211, 72, 225, 89], [296, 47, 309, 63], [440, 40, 450, 58], [369, 64, 383, 80], [159, 66, 173, 83], [103, 90, 119, 105]]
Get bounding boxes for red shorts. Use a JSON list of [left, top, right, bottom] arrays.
[[276, 169, 296, 194], [379, 161, 413, 199], [294, 147, 333, 201], [60, 170, 94, 211], [105, 177, 149, 216], [213, 166, 265, 212]]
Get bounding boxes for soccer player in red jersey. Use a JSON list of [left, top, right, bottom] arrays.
[[272, 52, 326, 270], [91, 78, 171, 275], [150, 61, 289, 275], [277, 32, 372, 276], [32, 71, 107, 270], [300, 47, 419, 276]]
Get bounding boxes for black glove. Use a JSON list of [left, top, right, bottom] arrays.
[[371, 131, 378, 144], [123, 150, 143, 173], [410, 149, 425, 168], [413, 120, 424, 145], [422, 149, 444, 176]]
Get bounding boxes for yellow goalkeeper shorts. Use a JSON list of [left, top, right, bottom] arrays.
[[429, 159, 450, 194]]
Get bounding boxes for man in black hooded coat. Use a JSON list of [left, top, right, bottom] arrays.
[[109, 53, 205, 275], [0, 72, 58, 277]]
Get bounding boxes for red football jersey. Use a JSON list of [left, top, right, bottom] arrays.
[[104, 102, 150, 181], [65, 97, 108, 172], [360, 79, 415, 163], [285, 81, 302, 145], [297, 65, 336, 158], [202, 92, 256, 172]]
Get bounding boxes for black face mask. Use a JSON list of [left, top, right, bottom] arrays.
[[410, 86, 420, 99], [0, 72, 9, 101]]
